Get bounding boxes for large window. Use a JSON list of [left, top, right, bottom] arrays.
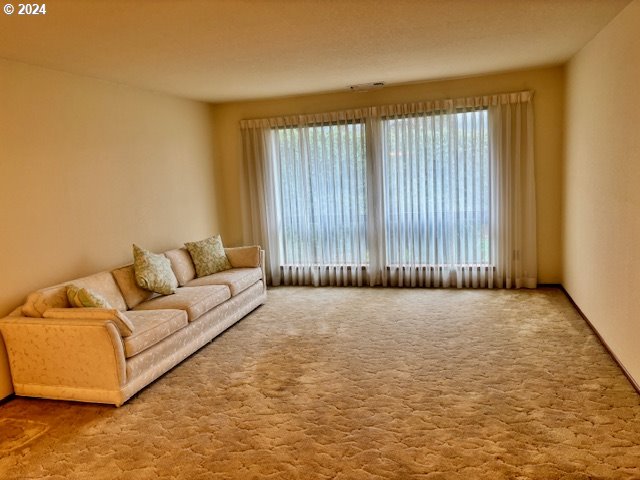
[[382, 109, 490, 266], [272, 122, 368, 266], [242, 91, 536, 288], [271, 109, 489, 268]]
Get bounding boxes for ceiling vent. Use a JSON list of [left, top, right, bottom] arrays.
[[349, 82, 385, 92]]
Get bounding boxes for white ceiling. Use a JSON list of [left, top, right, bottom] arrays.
[[0, 0, 632, 102]]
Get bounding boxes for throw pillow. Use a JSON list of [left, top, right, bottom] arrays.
[[67, 285, 112, 309], [132, 244, 179, 295], [184, 235, 232, 277]]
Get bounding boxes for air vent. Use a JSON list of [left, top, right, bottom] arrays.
[[349, 82, 385, 92]]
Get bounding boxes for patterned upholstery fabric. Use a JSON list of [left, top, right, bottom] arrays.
[[133, 244, 179, 295], [163, 248, 196, 286], [22, 284, 69, 317], [125, 281, 265, 384], [44, 307, 135, 337], [8, 306, 23, 317], [112, 265, 156, 309], [122, 310, 187, 358], [184, 235, 232, 277], [133, 285, 230, 322], [71, 272, 128, 311], [0, 317, 127, 398], [185, 267, 262, 296], [225, 246, 261, 268], [66, 285, 111, 309], [23, 272, 129, 317], [1, 242, 267, 406]]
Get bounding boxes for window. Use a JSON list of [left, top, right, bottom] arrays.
[[382, 109, 490, 266], [271, 122, 368, 266], [270, 109, 489, 269], [242, 91, 536, 288]]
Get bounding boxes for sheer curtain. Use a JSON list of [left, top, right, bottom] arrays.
[[489, 93, 537, 288], [241, 111, 371, 286], [240, 91, 536, 289]]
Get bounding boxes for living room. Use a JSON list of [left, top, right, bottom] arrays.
[[0, 0, 639, 478]]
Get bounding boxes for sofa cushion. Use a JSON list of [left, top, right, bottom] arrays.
[[71, 272, 128, 311], [133, 244, 178, 295], [43, 307, 135, 337], [66, 285, 111, 309], [133, 285, 230, 322], [184, 267, 262, 296], [225, 246, 261, 268], [122, 309, 188, 358], [22, 284, 69, 317], [112, 265, 156, 310], [164, 248, 196, 286], [8, 306, 24, 317], [185, 235, 232, 277]]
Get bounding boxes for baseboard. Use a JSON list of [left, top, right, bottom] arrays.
[[560, 286, 640, 395]]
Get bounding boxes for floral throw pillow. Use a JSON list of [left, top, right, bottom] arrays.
[[184, 235, 232, 277], [132, 244, 178, 295], [67, 285, 112, 308]]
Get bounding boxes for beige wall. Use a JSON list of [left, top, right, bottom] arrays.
[[0, 59, 220, 397], [564, 0, 640, 385], [0, 6, 635, 400], [211, 66, 565, 284]]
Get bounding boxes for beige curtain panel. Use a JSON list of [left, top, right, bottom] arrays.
[[240, 91, 536, 289]]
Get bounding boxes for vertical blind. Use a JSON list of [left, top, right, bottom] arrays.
[[240, 92, 536, 289]]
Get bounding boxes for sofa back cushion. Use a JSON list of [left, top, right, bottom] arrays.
[[112, 265, 156, 309], [163, 248, 196, 286], [22, 284, 69, 317], [21, 273, 126, 317], [71, 272, 128, 311], [224, 246, 261, 268]]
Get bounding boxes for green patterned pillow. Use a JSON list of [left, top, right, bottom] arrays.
[[67, 285, 112, 308], [132, 244, 178, 295], [185, 235, 232, 277]]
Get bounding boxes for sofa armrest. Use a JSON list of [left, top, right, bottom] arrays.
[[43, 308, 134, 337], [225, 245, 261, 268], [259, 249, 267, 290], [0, 316, 127, 394]]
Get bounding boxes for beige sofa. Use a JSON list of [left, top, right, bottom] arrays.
[[0, 245, 267, 406]]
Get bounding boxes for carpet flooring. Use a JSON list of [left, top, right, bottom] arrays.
[[0, 287, 639, 479]]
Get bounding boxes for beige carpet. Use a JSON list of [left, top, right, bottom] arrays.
[[1, 287, 639, 479]]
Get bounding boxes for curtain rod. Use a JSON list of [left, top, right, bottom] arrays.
[[240, 90, 534, 128]]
